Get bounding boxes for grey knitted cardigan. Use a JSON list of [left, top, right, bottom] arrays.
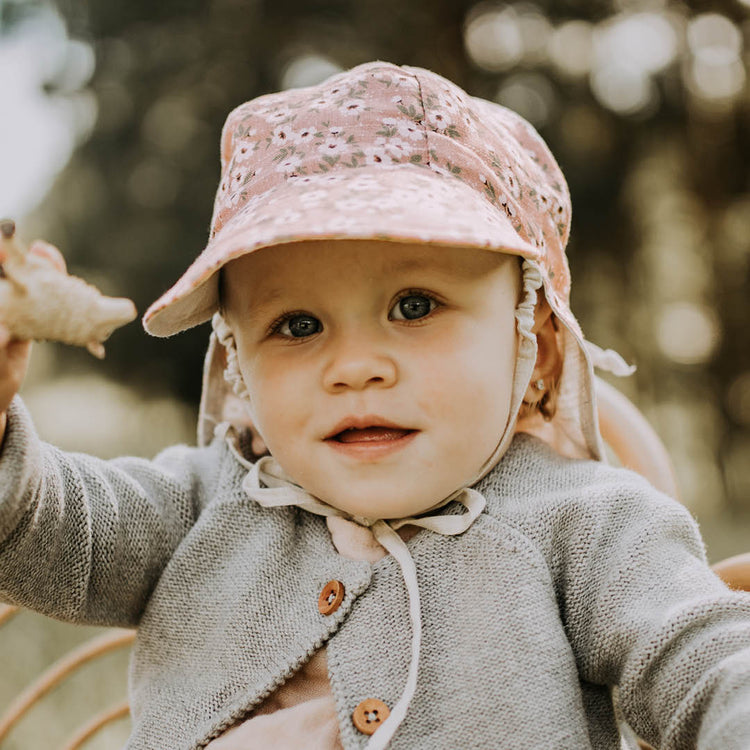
[[2, 396, 750, 750]]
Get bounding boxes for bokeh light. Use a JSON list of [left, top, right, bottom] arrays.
[[495, 71, 556, 127], [513, 4, 552, 65], [464, 4, 524, 72], [686, 13, 746, 109], [280, 53, 343, 90], [656, 302, 722, 365], [688, 13, 743, 61], [548, 21, 594, 78], [590, 62, 657, 115], [594, 12, 679, 75]]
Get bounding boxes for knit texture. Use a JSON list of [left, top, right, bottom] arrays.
[[1, 396, 750, 749]]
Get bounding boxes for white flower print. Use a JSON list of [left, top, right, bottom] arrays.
[[298, 188, 329, 206], [334, 195, 377, 214], [307, 84, 346, 110], [234, 142, 258, 163], [506, 172, 522, 200], [435, 93, 458, 114], [549, 198, 566, 221], [251, 211, 275, 227], [385, 187, 418, 207], [290, 126, 316, 145], [272, 208, 303, 225], [362, 145, 394, 166], [429, 163, 456, 180], [395, 119, 422, 141], [226, 189, 246, 207], [317, 138, 352, 158], [271, 125, 294, 147], [309, 94, 338, 110], [261, 106, 294, 125], [426, 108, 453, 132], [324, 214, 359, 233], [229, 168, 252, 190], [381, 137, 413, 160], [341, 99, 365, 116], [343, 174, 382, 193], [275, 153, 303, 174]]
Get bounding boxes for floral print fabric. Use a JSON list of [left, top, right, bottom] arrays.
[[144, 61, 577, 339]]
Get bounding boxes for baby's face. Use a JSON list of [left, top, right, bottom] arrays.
[[222, 240, 520, 519]]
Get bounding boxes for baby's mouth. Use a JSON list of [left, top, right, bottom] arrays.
[[331, 426, 416, 443], [324, 419, 419, 458]]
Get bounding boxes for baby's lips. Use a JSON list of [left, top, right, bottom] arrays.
[[334, 427, 415, 443]]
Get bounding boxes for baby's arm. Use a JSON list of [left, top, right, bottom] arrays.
[[554, 475, 750, 748], [0, 396, 219, 627]]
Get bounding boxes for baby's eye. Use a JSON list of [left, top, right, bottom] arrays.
[[277, 314, 322, 338], [390, 294, 437, 321]]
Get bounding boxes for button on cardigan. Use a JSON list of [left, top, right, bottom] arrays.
[[1, 396, 750, 749]]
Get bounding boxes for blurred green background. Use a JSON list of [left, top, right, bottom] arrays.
[[0, 0, 749, 746]]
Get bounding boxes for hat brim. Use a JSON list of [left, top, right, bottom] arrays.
[[143, 165, 543, 337]]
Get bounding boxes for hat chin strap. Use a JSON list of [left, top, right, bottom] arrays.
[[457, 260, 543, 491]]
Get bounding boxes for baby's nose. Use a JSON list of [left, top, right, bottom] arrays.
[[322, 347, 397, 392]]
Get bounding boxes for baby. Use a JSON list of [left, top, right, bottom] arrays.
[[2, 61, 750, 750]]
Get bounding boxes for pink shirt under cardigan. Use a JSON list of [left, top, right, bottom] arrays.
[[205, 516, 418, 749]]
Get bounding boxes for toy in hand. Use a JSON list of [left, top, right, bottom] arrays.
[[0, 220, 137, 358]]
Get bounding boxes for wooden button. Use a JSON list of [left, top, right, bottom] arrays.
[[352, 698, 390, 735], [318, 580, 345, 615]]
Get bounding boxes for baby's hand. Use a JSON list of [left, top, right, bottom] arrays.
[[26, 239, 67, 273], [0, 240, 66, 445], [0, 323, 31, 442]]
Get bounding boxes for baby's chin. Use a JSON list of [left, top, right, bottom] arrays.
[[306, 482, 467, 521], [271, 449, 492, 521]]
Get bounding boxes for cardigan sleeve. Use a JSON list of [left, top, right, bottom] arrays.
[[0, 396, 222, 628], [547, 466, 750, 750]]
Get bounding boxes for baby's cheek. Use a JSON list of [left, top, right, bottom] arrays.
[[460, 381, 512, 460]]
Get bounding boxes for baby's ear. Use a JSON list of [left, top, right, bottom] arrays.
[[522, 301, 562, 416], [531, 302, 562, 382]]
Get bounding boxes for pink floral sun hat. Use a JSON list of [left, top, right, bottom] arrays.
[[143, 60, 633, 460], [144, 60, 572, 337]]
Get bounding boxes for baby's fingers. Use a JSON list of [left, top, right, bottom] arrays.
[[28, 240, 66, 272], [0, 324, 31, 414]]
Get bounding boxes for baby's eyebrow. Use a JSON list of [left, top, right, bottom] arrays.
[[253, 287, 285, 304], [245, 287, 289, 313], [386, 258, 425, 272], [384, 256, 493, 279], [227, 286, 290, 323]]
